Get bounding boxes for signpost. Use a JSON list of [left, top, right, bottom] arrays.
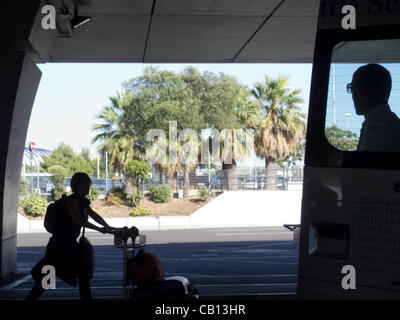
[[28, 142, 35, 191], [28, 142, 41, 192]]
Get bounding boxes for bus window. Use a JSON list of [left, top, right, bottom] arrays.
[[298, 1, 400, 299], [325, 39, 400, 152]]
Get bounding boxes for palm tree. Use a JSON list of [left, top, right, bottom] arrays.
[[91, 91, 141, 193], [145, 134, 199, 198], [251, 76, 306, 190]]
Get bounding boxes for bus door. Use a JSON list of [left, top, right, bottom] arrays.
[[298, 0, 400, 298]]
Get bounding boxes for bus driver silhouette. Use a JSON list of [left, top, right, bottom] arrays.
[[348, 64, 400, 152]]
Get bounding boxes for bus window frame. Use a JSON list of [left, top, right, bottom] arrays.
[[305, 25, 400, 170]]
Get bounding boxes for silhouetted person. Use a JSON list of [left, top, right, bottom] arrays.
[[26, 172, 114, 301], [348, 64, 400, 151]]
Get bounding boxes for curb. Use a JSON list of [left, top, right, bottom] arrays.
[[17, 190, 303, 233]]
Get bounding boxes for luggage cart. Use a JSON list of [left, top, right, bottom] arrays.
[[113, 227, 199, 301], [114, 230, 146, 300]]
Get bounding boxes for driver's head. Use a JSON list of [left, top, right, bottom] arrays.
[[351, 64, 392, 115]]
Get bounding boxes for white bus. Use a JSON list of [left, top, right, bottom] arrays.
[[298, 0, 400, 298]]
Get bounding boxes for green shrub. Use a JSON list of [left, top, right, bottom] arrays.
[[90, 185, 99, 200], [199, 185, 211, 201], [19, 177, 29, 195], [19, 195, 29, 209], [105, 193, 123, 207], [51, 185, 65, 201], [48, 165, 67, 201], [111, 187, 126, 200], [135, 191, 143, 205], [125, 160, 152, 206], [24, 195, 48, 217], [148, 185, 171, 203], [130, 206, 151, 217]]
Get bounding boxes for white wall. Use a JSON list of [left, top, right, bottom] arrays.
[[17, 190, 303, 232], [189, 190, 302, 228]]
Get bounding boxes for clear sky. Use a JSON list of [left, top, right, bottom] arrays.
[[26, 63, 314, 161]]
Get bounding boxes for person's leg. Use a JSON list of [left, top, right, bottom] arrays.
[[26, 257, 47, 300], [78, 269, 92, 301], [26, 283, 45, 300]]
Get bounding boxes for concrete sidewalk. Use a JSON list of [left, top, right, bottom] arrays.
[[17, 190, 302, 233]]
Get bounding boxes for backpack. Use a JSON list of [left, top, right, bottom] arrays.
[[44, 195, 69, 234], [128, 249, 165, 287]]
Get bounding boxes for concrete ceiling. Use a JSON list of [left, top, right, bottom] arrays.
[[49, 0, 320, 63]]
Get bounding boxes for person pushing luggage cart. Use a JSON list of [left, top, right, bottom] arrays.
[[26, 172, 198, 300], [26, 172, 127, 301]]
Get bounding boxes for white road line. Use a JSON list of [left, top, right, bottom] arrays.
[[14, 283, 297, 291], [195, 283, 297, 287], [206, 228, 287, 232], [93, 272, 298, 279], [215, 232, 291, 236], [18, 251, 45, 254], [204, 292, 296, 296], [14, 286, 123, 291], [158, 257, 298, 262], [175, 274, 298, 278], [0, 275, 32, 290]]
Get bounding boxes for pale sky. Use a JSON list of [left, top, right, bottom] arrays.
[[26, 63, 314, 165]]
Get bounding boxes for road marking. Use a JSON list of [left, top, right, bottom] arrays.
[[159, 256, 297, 262], [18, 251, 45, 254], [14, 286, 123, 291], [13, 282, 297, 291], [0, 274, 32, 290], [195, 283, 297, 287], [172, 273, 298, 278], [203, 292, 296, 296], [206, 228, 288, 232], [215, 232, 291, 236]]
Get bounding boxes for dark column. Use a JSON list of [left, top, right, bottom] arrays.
[[0, 1, 57, 279], [0, 53, 42, 278]]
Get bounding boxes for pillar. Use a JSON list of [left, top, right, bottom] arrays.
[[0, 0, 57, 279]]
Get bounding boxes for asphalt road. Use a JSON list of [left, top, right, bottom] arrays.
[[0, 227, 299, 300]]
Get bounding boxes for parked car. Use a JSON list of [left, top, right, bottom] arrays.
[[45, 181, 54, 193]]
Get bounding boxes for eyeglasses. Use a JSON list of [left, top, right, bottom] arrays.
[[346, 83, 352, 94]]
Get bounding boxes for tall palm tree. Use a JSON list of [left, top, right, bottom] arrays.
[[145, 134, 199, 198], [251, 76, 306, 190], [91, 91, 141, 193]]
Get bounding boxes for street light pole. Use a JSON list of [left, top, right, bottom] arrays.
[[97, 155, 100, 180], [30, 151, 34, 192], [332, 64, 336, 126], [105, 151, 108, 195], [345, 113, 352, 130]]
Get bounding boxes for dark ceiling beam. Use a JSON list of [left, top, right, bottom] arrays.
[[232, 0, 286, 62], [143, 0, 157, 62]]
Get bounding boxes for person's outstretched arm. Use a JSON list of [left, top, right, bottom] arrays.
[[67, 197, 107, 233], [87, 206, 112, 231]]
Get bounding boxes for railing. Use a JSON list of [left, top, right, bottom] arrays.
[[145, 167, 304, 192], [23, 167, 303, 201]]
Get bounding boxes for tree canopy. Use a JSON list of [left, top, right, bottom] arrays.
[[91, 67, 307, 194], [41, 143, 99, 176], [325, 125, 359, 151]]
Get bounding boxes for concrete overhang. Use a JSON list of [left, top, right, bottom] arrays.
[[46, 0, 319, 63]]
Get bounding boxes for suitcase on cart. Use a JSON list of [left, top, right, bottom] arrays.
[[114, 229, 199, 301]]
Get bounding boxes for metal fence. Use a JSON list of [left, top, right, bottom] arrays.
[[22, 167, 303, 200], [145, 167, 304, 193]]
